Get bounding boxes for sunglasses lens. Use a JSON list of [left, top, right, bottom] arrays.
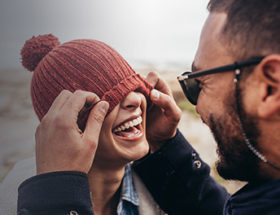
[[179, 78, 201, 105]]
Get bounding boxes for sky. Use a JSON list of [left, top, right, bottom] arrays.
[[0, 0, 209, 70]]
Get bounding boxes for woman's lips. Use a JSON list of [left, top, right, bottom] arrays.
[[113, 116, 142, 133], [113, 124, 144, 141]]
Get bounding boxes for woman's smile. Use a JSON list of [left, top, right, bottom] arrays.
[[112, 116, 144, 141]]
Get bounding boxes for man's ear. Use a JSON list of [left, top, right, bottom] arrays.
[[257, 54, 280, 119]]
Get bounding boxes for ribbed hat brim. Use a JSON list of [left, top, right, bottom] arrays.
[[77, 74, 153, 131]]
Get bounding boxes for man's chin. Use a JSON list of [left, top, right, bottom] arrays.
[[216, 160, 237, 180], [216, 156, 260, 182]]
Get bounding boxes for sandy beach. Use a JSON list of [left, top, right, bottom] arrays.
[[0, 69, 37, 180], [0, 68, 244, 193]]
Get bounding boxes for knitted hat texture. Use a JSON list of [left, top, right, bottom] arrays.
[[21, 34, 152, 130]]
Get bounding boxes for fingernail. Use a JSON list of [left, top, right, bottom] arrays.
[[99, 101, 109, 113], [151, 89, 160, 99]]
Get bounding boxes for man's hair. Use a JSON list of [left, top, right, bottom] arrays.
[[207, 0, 280, 60]]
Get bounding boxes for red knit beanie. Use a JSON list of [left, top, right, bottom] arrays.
[[21, 34, 152, 130]]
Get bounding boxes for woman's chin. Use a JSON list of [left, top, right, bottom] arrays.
[[124, 141, 150, 162], [97, 131, 149, 165]]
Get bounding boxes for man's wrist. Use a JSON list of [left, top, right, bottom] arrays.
[[149, 129, 180, 153], [18, 171, 93, 214]]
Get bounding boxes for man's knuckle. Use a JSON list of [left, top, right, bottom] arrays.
[[173, 106, 182, 120], [61, 89, 68, 94], [175, 113, 181, 122], [61, 89, 71, 96], [40, 116, 51, 127], [149, 71, 159, 78], [165, 95, 172, 103], [35, 125, 41, 136], [74, 90, 84, 97], [177, 108, 182, 117], [87, 138, 98, 148], [53, 114, 68, 128], [92, 114, 104, 123]]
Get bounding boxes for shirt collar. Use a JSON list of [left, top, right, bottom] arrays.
[[121, 164, 139, 205], [117, 164, 139, 214]]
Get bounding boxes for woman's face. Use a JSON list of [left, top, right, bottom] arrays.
[[94, 91, 149, 167]]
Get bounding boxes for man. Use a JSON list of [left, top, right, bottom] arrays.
[[18, 0, 280, 215], [135, 0, 280, 214]]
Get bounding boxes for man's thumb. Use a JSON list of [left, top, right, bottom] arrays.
[[83, 101, 109, 141]]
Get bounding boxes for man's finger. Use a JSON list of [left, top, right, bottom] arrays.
[[83, 101, 109, 143], [146, 72, 173, 97], [154, 78, 173, 97], [146, 71, 159, 87], [62, 90, 101, 119], [150, 89, 181, 117], [48, 90, 72, 114]]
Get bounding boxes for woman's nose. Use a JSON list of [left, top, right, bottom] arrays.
[[121, 91, 142, 110]]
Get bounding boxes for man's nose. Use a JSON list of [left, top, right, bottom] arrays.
[[121, 91, 142, 110]]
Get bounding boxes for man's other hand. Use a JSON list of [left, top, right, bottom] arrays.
[[145, 72, 182, 152], [35, 90, 109, 174]]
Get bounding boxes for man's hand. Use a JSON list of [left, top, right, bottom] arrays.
[[145, 72, 182, 152], [35, 90, 109, 175]]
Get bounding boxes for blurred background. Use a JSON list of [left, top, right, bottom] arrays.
[[0, 0, 243, 192]]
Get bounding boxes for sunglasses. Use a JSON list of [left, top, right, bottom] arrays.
[[177, 57, 264, 105]]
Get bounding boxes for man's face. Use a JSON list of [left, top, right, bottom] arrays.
[[193, 13, 259, 181]]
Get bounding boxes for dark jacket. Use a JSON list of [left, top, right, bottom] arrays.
[[133, 130, 229, 215], [133, 131, 280, 215], [17, 130, 228, 215], [224, 179, 280, 215]]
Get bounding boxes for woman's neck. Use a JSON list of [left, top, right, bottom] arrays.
[[88, 164, 126, 215]]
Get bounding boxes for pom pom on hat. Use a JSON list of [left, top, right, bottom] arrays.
[[21, 34, 60, 72]]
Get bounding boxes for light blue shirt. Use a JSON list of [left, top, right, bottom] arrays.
[[116, 164, 139, 215]]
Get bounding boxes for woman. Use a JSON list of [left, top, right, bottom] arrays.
[[0, 34, 166, 215]]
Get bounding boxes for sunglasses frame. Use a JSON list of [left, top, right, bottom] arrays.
[[177, 57, 264, 105]]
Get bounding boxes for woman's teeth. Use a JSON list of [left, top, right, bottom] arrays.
[[113, 116, 142, 133]]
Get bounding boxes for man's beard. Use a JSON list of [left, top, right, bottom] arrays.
[[208, 86, 261, 182]]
